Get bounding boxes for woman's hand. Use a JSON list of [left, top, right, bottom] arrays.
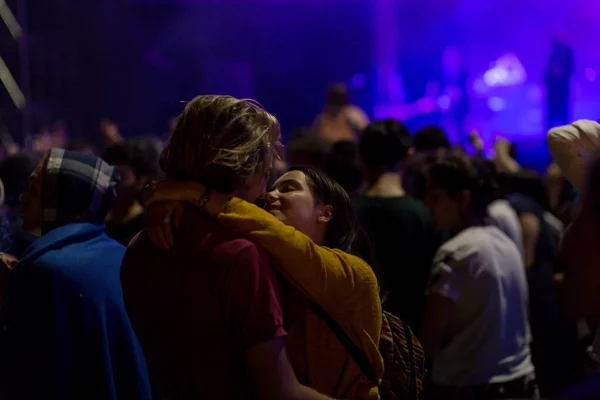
[[0, 252, 17, 270], [147, 201, 184, 250], [203, 190, 233, 218]]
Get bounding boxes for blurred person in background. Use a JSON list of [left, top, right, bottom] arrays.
[[354, 119, 440, 330], [102, 140, 159, 245], [0, 149, 152, 400], [129, 137, 164, 171], [0, 153, 42, 258], [547, 120, 600, 397], [544, 162, 577, 226], [324, 140, 363, 197], [468, 132, 524, 258], [549, 121, 600, 340], [404, 125, 451, 200], [313, 83, 370, 143], [121, 95, 333, 400], [468, 133, 572, 395], [423, 46, 470, 145], [420, 153, 537, 399], [505, 174, 573, 396], [50, 121, 70, 149], [100, 119, 124, 149], [413, 125, 450, 155], [545, 35, 574, 131], [69, 140, 96, 155], [286, 129, 330, 171]]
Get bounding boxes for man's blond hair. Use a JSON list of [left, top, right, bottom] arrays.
[[160, 95, 282, 193]]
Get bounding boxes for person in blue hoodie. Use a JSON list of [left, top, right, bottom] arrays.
[[0, 148, 152, 400]]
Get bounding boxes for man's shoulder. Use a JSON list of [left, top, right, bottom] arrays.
[[126, 214, 270, 266], [211, 235, 271, 266], [436, 228, 482, 263], [18, 237, 124, 284]]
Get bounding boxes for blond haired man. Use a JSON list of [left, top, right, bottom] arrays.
[[121, 96, 331, 400]]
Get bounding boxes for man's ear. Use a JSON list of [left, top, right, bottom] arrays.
[[317, 205, 333, 224]]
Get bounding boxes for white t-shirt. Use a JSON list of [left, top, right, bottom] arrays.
[[488, 199, 524, 259], [427, 225, 534, 386]]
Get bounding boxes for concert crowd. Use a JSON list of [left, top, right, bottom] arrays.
[[0, 85, 599, 400]]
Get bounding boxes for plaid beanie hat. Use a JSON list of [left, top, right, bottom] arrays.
[[41, 148, 120, 234]]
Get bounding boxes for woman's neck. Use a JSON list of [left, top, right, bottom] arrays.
[[364, 171, 405, 197]]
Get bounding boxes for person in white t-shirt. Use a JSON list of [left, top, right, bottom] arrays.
[[419, 153, 538, 399]]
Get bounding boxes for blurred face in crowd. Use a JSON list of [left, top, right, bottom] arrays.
[[425, 178, 469, 231], [264, 170, 331, 244], [112, 164, 144, 205], [19, 161, 45, 236]]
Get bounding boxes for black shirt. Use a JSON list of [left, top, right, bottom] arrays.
[[353, 195, 443, 331]]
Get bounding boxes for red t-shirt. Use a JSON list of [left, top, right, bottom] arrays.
[[120, 206, 286, 399]]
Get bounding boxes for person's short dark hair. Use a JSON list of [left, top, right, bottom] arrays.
[[414, 125, 450, 153], [471, 156, 503, 201], [325, 83, 350, 108], [359, 119, 412, 169], [324, 140, 363, 195], [288, 127, 316, 142], [286, 134, 330, 171], [69, 140, 95, 154], [497, 168, 549, 211], [102, 141, 156, 180], [129, 137, 164, 179], [0, 153, 40, 207], [427, 153, 496, 220]]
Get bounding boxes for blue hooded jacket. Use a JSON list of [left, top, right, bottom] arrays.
[[0, 149, 152, 399]]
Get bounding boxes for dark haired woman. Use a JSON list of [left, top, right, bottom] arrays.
[[143, 166, 383, 400], [419, 154, 538, 399]]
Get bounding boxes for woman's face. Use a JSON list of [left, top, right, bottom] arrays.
[[424, 179, 465, 231], [265, 170, 331, 244]]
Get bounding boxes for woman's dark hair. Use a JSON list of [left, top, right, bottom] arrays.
[[414, 126, 450, 153], [288, 165, 375, 265], [427, 154, 496, 221], [497, 169, 550, 211], [471, 156, 504, 201]]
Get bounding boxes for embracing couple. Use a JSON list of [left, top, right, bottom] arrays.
[[121, 95, 421, 400]]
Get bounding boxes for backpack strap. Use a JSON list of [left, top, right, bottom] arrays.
[[311, 304, 378, 386], [403, 320, 417, 398]]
